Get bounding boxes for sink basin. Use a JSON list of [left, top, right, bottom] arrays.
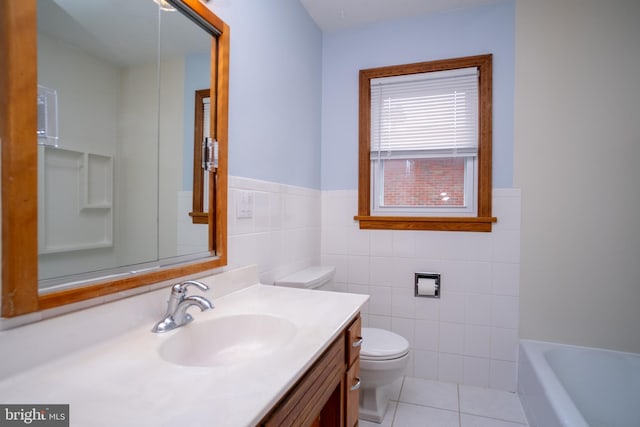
[[158, 314, 297, 367]]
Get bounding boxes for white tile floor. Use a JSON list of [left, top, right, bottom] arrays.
[[360, 377, 528, 427]]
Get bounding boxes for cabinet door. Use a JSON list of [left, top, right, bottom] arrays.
[[262, 337, 345, 426], [345, 358, 360, 427]]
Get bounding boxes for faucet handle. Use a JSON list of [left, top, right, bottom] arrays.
[[171, 280, 209, 296]]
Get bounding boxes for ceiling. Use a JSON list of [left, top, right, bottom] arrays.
[[37, 0, 502, 66], [37, 0, 209, 67], [298, 0, 500, 32]]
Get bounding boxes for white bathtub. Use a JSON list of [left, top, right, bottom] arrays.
[[518, 339, 640, 427]]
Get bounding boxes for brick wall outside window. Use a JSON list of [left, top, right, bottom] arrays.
[[382, 158, 465, 206]]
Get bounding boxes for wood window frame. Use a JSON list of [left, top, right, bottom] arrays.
[[190, 88, 211, 224], [356, 54, 497, 232]]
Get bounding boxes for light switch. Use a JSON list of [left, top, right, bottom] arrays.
[[236, 191, 253, 219]]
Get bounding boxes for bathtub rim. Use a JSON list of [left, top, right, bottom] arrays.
[[518, 339, 590, 427]]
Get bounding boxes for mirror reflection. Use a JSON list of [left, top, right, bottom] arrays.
[[36, 0, 212, 291]]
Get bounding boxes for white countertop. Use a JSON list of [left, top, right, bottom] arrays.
[[0, 285, 368, 427]]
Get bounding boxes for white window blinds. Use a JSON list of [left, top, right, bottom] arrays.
[[202, 96, 211, 138], [370, 67, 479, 159]]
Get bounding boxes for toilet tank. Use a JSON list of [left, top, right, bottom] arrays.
[[274, 266, 335, 289]]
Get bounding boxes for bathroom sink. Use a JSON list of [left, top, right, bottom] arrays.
[[158, 314, 297, 367]]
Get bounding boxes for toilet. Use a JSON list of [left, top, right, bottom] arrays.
[[275, 266, 410, 424], [358, 327, 409, 423], [272, 265, 336, 290]]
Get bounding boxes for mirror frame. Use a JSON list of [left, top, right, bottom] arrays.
[[0, 0, 229, 317]]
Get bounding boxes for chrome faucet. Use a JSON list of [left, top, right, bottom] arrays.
[[152, 280, 214, 333]]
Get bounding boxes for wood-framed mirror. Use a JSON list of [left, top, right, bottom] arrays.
[[0, 0, 229, 317]]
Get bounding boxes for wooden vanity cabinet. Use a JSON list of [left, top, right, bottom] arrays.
[[259, 314, 362, 427]]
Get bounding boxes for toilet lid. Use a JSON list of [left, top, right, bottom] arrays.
[[360, 328, 409, 360]]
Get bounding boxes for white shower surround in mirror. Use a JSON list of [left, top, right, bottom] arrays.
[[36, 0, 212, 289]]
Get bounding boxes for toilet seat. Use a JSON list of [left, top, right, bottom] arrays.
[[360, 328, 410, 361]]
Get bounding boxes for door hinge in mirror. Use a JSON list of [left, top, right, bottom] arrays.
[[202, 137, 218, 172]]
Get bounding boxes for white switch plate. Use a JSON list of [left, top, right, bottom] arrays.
[[236, 191, 253, 219]]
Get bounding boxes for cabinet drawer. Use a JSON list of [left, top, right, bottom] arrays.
[[345, 358, 360, 427], [346, 315, 362, 367]]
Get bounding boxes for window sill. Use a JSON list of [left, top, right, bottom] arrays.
[[354, 216, 497, 232], [189, 212, 209, 225]]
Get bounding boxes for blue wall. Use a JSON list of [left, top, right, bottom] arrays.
[[214, 0, 323, 189], [182, 53, 211, 190], [321, 0, 515, 190], [209, 0, 514, 191]]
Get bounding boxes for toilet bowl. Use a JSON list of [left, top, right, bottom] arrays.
[[359, 327, 410, 423], [275, 266, 410, 424]]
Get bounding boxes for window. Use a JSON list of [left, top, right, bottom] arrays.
[[357, 55, 496, 232], [190, 88, 211, 224]]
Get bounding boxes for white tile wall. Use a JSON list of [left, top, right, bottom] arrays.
[[177, 181, 322, 277], [2, 176, 520, 394], [227, 176, 321, 285], [321, 188, 522, 391]]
